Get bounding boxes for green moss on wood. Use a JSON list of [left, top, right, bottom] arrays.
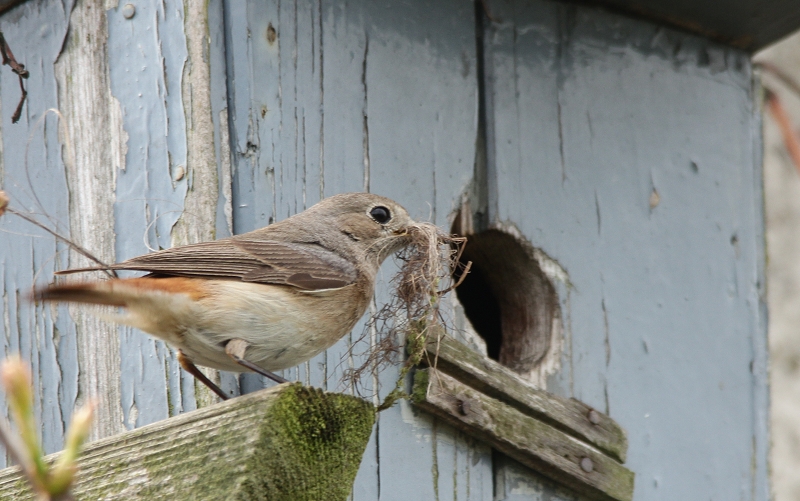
[[415, 369, 635, 501], [411, 369, 430, 404], [232, 384, 375, 501], [0, 384, 376, 500], [376, 319, 443, 412]]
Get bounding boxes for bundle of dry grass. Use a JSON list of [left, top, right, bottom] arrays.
[[341, 222, 470, 410]]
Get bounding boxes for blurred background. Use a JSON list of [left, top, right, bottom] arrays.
[[757, 30, 800, 501]]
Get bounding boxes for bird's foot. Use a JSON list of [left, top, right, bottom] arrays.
[[225, 338, 289, 384]]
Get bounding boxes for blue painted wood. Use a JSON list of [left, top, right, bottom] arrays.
[[0, 0, 76, 466], [0, 0, 233, 459], [494, 454, 585, 501], [0, 0, 769, 498], [222, 0, 493, 498], [107, 0, 190, 429], [483, 0, 768, 499]]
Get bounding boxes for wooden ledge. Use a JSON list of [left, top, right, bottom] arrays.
[[413, 335, 634, 501], [0, 383, 375, 500], [420, 334, 628, 461]]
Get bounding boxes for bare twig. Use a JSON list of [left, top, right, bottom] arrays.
[[0, 32, 29, 78], [765, 88, 800, 176], [758, 61, 800, 99], [0, 32, 28, 124], [6, 207, 117, 278], [13, 76, 27, 124]]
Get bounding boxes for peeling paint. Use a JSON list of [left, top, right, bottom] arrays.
[[218, 109, 233, 235], [55, 0, 126, 440], [171, 0, 218, 244]]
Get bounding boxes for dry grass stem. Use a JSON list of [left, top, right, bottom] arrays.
[[0, 190, 8, 217], [0, 190, 115, 278], [340, 222, 469, 410]]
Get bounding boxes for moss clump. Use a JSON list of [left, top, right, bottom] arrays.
[[375, 320, 433, 412], [410, 369, 430, 404], [232, 384, 375, 501]]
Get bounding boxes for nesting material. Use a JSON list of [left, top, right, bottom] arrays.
[[0, 190, 8, 217], [341, 222, 469, 409]]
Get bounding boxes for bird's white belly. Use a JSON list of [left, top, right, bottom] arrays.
[[163, 281, 365, 373]]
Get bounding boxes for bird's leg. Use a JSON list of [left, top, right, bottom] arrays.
[[224, 338, 289, 384], [177, 350, 229, 400]]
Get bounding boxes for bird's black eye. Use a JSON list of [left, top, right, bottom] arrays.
[[369, 206, 391, 224]]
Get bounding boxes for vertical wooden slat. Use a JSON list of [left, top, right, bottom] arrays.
[[55, 0, 127, 441], [222, 1, 492, 499], [105, 0, 188, 428], [0, 0, 76, 466], [0, 0, 232, 460], [483, 0, 767, 499]]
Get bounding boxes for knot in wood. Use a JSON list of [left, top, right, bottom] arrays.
[[587, 409, 601, 425], [579, 457, 594, 473], [457, 398, 471, 416]]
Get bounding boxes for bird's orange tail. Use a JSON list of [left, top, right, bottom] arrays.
[[33, 281, 129, 307], [34, 277, 209, 308]]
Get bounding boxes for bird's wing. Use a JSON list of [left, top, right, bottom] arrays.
[[56, 239, 357, 290]]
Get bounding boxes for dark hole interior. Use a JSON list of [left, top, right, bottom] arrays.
[[453, 260, 502, 360], [452, 222, 560, 375]]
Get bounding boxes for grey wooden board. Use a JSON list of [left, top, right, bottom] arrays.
[[0, 0, 232, 461], [483, 0, 768, 499], [0, 0, 77, 467], [494, 452, 588, 501], [107, 0, 191, 431], [414, 368, 634, 501], [222, 0, 493, 498]]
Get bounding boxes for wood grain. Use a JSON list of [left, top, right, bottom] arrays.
[[0, 384, 375, 500], [422, 334, 628, 462], [414, 368, 634, 501]]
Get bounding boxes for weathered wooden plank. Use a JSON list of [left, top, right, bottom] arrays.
[[356, 0, 485, 497], [0, 384, 375, 500], [422, 334, 627, 462], [106, 0, 205, 425], [0, 0, 78, 466], [414, 368, 634, 501], [207, 0, 240, 400], [482, 0, 768, 499], [222, 1, 489, 499], [55, 0, 127, 443], [0, 0, 234, 462]]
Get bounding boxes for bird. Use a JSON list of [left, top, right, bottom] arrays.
[[34, 193, 414, 400]]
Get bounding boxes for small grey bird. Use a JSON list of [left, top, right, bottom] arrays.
[[35, 193, 414, 399]]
